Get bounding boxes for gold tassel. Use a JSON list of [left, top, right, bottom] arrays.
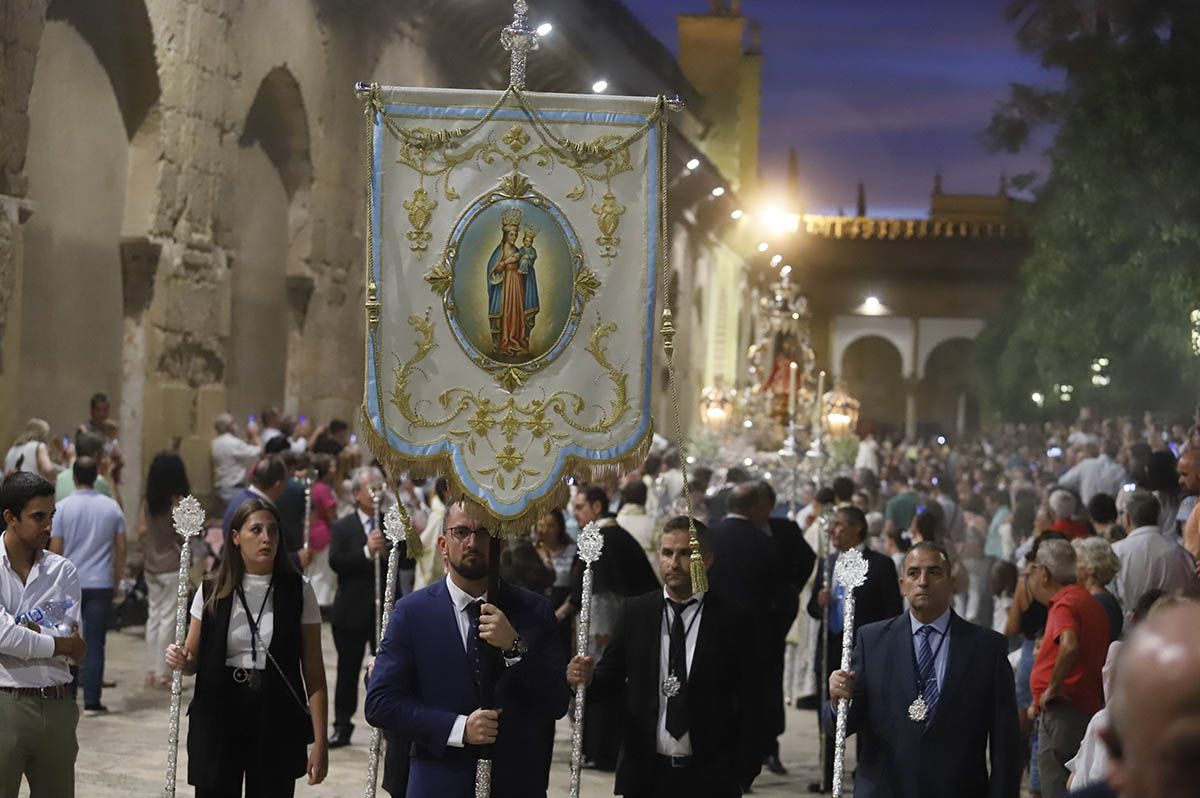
[[688, 517, 707, 593]]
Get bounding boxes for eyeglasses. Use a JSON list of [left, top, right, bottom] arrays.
[[446, 525, 490, 542]]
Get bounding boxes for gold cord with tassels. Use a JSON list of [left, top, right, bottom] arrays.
[[654, 112, 706, 593]]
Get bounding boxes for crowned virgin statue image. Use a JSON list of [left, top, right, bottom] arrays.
[[487, 206, 540, 358]]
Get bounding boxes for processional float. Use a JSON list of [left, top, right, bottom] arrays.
[[351, 2, 701, 795]]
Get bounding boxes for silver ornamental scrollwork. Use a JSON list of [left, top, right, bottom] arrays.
[[365, 503, 412, 798], [569, 521, 605, 798], [832, 548, 869, 798], [164, 495, 205, 798]]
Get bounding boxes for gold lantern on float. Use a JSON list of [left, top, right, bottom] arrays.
[[823, 380, 860, 436]]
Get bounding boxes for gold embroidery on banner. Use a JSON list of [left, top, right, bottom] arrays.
[[403, 186, 437, 252], [387, 314, 630, 496], [591, 191, 625, 263]]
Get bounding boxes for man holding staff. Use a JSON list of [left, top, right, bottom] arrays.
[[827, 541, 1021, 798], [364, 502, 569, 798], [566, 516, 760, 798]]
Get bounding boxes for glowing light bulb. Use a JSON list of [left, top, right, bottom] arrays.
[[731, 209, 744, 219], [592, 80, 608, 93], [686, 158, 700, 171], [536, 22, 553, 36]]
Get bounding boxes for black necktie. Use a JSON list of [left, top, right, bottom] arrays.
[[665, 598, 697, 740], [465, 599, 484, 695]]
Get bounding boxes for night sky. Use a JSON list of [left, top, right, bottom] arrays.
[[625, 0, 1056, 217]]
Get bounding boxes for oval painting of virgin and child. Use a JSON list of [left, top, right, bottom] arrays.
[[449, 197, 579, 367]]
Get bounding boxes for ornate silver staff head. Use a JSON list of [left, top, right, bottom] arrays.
[[834, 547, 870, 592], [383, 504, 405, 544], [172, 495, 205, 540], [577, 521, 604, 565]]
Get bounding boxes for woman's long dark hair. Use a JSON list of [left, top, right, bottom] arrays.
[[145, 452, 190, 518], [205, 498, 295, 612], [542, 507, 569, 547]]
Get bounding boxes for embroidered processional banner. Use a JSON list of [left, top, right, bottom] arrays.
[[359, 85, 667, 533]]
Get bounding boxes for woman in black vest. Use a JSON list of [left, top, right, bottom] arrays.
[[166, 497, 329, 796]]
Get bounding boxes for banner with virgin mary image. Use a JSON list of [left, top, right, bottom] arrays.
[[358, 84, 667, 533]]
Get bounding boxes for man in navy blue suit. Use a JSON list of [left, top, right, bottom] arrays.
[[828, 541, 1021, 798], [365, 502, 570, 798]]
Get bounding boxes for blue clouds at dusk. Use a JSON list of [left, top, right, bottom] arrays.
[[626, 0, 1057, 216]]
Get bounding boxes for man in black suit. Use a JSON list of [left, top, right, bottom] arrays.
[[570, 484, 660, 770], [329, 465, 389, 748], [761, 482, 817, 775], [705, 481, 784, 788], [567, 516, 759, 798], [807, 504, 903, 793], [828, 541, 1021, 797]]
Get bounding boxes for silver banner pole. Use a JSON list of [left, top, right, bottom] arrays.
[[831, 549, 869, 798], [163, 496, 205, 798], [364, 504, 409, 798], [568, 522, 605, 798]]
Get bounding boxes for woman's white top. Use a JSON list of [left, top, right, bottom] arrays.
[[190, 573, 320, 669]]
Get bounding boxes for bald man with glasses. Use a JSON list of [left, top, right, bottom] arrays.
[[365, 502, 570, 798]]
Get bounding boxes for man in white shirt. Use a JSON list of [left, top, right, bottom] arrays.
[[1111, 492, 1197, 619], [1058, 440, 1129, 505], [50, 458, 125, 712], [616, 479, 657, 571], [210, 413, 261, 505], [0, 472, 87, 797]]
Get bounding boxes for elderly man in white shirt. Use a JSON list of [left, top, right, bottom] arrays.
[[210, 412, 262, 505], [1111, 491, 1197, 620], [1058, 439, 1129, 505], [1, 472, 88, 798]]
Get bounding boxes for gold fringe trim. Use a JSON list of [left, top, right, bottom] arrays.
[[359, 405, 653, 539]]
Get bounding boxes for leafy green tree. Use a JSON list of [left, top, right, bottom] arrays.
[[973, 1, 1200, 418]]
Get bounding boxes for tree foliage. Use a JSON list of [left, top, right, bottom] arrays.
[[973, 1, 1200, 418]]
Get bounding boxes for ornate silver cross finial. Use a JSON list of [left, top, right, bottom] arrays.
[[834, 548, 870, 591], [577, 521, 605, 564], [383, 504, 405, 544], [500, 0, 540, 90], [171, 495, 205, 540]]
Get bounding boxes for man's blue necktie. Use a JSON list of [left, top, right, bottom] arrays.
[[915, 625, 941, 717]]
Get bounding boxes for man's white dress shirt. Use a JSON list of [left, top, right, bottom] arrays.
[[211, 432, 261, 492], [0, 533, 81, 688], [1111, 525, 1197, 618]]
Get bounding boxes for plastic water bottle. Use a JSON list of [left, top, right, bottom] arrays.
[[15, 598, 74, 634]]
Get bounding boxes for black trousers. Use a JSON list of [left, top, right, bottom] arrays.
[[626, 757, 740, 798], [815, 631, 843, 789], [332, 624, 375, 731], [193, 675, 299, 798]]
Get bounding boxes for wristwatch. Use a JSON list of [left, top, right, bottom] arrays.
[[504, 636, 529, 657]]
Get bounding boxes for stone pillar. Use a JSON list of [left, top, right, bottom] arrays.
[[283, 273, 314, 417], [956, 392, 967, 438], [0, 195, 34, 445], [905, 377, 918, 442], [118, 236, 161, 530]]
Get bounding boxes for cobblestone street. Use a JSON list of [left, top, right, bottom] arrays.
[[21, 623, 836, 797]]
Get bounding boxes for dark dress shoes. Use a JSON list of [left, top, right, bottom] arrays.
[[329, 726, 354, 748], [763, 754, 788, 775]]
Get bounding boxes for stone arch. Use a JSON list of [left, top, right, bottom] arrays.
[[918, 337, 978, 435], [916, 317, 984, 379], [830, 315, 914, 381], [841, 335, 905, 435], [45, 0, 160, 139], [225, 66, 315, 421], [20, 0, 161, 434]]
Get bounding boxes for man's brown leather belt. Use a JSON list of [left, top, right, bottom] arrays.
[[0, 684, 71, 699]]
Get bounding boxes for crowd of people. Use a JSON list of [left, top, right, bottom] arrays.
[[2, 397, 1199, 798]]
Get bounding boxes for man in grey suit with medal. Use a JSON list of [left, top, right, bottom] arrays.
[[828, 541, 1021, 798]]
